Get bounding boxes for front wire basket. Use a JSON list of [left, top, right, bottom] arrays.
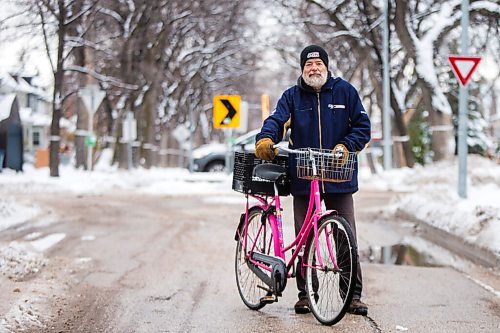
[[295, 148, 357, 182]]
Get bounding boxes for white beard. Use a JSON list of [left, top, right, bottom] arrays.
[[303, 72, 327, 90]]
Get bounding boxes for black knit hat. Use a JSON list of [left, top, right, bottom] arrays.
[[300, 45, 329, 70]]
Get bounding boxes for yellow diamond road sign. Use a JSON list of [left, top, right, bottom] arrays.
[[213, 95, 240, 129]]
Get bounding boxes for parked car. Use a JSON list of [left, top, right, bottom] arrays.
[[192, 129, 289, 172]]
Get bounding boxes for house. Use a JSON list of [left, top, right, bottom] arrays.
[[0, 69, 52, 164]]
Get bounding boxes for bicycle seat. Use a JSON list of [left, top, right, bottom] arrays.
[[253, 164, 287, 182]]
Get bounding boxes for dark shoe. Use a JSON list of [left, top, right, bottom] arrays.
[[294, 298, 310, 314], [348, 298, 368, 316]]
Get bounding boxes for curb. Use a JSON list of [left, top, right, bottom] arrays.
[[395, 209, 500, 269]]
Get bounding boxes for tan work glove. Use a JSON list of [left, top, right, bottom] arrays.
[[255, 138, 277, 161], [332, 144, 349, 166]]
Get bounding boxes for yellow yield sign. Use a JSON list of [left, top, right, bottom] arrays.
[[213, 95, 240, 129]]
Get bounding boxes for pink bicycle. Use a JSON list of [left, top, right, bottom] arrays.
[[232, 146, 358, 325]]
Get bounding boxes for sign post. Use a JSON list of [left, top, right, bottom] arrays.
[[448, 0, 481, 199], [449, 55, 481, 198], [79, 85, 106, 171], [214, 95, 240, 173]]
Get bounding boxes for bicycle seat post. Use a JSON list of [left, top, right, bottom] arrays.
[[273, 182, 285, 255]]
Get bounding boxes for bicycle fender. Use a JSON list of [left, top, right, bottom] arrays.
[[234, 206, 266, 241], [320, 209, 338, 218], [234, 213, 246, 241]]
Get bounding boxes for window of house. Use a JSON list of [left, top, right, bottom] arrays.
[[33, 130, 41, 146]]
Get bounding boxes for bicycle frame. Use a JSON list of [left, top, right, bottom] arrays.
[[240, 176, 337, 279], [235, 147, 358, 325]]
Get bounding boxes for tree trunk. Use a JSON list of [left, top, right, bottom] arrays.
[[142, 90, 157, 169], [390, 91, 415, 167], [49, 1, 67, 177], [394, 0, 454, 162], [73, 45, 86, 168]]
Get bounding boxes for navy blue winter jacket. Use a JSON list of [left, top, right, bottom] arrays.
[[256, 74, 371, 195]]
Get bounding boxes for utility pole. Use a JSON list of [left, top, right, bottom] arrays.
[[188, 106, 194, 173], [382, 0, 392, 170]]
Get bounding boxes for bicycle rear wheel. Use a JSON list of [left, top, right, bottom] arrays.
[[235, 207, 274, 310], [304, 215, 358, 325]]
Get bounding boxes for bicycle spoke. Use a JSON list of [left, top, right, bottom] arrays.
[[235, 208, 274, 310], [305, 216, 357, 325]]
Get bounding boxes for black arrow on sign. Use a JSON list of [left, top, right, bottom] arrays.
[[220, 99, 237, 125]]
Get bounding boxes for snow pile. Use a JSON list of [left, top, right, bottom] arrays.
[[1, 302, 45, 333], [364, 155, 500, 256], [0, 198, 40, 231], [0, 242, 47, 281]]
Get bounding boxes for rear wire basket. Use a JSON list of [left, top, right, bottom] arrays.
[[232, 152, 290, 196]]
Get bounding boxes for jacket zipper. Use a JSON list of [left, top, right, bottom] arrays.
[[317, 93, 325, 192]]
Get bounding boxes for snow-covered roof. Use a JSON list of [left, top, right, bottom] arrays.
[[19, 107, 51, 127], [0, 70, 19, 92], [0, 93, 17, 122], [19, 107, 74, 131], [0, 68, 51, 101]]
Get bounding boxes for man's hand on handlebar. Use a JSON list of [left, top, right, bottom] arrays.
[[333, 144, 349, 165], [255, 138, 278, 161]]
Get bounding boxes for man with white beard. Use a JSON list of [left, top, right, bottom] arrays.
[[255, 45, 371, 316]]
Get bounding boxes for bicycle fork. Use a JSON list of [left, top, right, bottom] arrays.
[[301, 179, 341, 275]]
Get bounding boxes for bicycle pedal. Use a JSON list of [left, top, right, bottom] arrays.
[[260, 295, 277, 304]]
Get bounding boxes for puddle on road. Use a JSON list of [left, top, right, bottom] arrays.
[[360, 243, 441, 267]]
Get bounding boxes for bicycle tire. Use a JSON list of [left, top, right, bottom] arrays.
[[304, 214, 358, 325], [235, 206, 274, 310]]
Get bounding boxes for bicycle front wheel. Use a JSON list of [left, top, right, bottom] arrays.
[[235, 207, 274, 310], [304, 215, 358, 325]]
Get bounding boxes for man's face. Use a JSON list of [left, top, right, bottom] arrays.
[[302, 59, 327, 90]]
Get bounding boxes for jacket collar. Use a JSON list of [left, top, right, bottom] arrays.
[[297, 71, 340, 93]]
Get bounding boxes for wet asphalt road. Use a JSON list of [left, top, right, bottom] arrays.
[[1, 189, 499, 332]]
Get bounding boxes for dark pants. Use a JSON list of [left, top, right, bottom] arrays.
[[293, 192, 363, 300]]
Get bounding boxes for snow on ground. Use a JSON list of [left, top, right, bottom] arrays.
[[360, 155, 500, 257], [0, 241, 47, 281], [0, 198, 40, 232], [0, 163, 233, 299], [0, 163, 230, 196], [0, 154, 499, 262]]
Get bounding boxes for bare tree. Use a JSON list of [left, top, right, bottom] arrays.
[[270, 0, 499, 164], [94, 0, 258, 168]]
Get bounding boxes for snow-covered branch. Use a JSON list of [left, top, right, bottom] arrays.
[[64, 65, 139, 90]]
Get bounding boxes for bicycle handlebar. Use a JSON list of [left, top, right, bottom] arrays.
[[273, 145, 340, 158], [272, 145, 297, 154]]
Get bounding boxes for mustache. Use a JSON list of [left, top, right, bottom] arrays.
[[308, 72, 325, 78]]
